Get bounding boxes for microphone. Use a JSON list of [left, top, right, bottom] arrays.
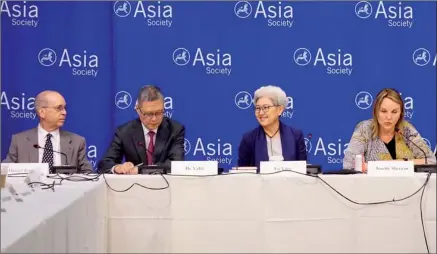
[[33, 144, 69, 165], [136, 141, 169, 174], [33, 144, 77, 174], [137, 141, 155, 164], [395, 128, 428, 165]]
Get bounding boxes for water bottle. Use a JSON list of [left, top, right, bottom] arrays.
[[355, 154, 363, 172]]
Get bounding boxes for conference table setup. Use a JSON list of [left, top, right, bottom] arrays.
[[1, 161, 436, 253]]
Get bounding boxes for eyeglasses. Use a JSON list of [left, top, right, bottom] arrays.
[[42, 105, 67, 112], [137, 107, 165, 118], [254, 105, 278, 113]]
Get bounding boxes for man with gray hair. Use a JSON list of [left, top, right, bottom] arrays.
[[2, 90, 93, 173], [98, 85, 185, 174]]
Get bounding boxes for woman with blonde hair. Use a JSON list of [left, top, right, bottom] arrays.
[[343, 88, 436, 172]]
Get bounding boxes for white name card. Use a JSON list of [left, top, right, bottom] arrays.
[[367, 160, 414, 176], [260, 161, 307, 175], [171, 161, 218, 176], [3, 163, 49, 178]]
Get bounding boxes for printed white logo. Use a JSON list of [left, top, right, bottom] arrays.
[[184, 138, 233, 165], [233, 1, 294, 28], [235, 91, 253, 109], [293, 48, 311, 66], [37, 48, 99, 77], [38, 48, 57, 67], [113, 1, 131, 17], [293, 48, 353, 75], [412, 48, 431, 66], [355, 1, 414, 28], [311, 136, 349, 164], [184, 138, 191, 155], [234, 1, 252, 18], [423, 138, 431, 150], [355, 1, 373, 19], [112, 1, 173, 27], [0, 1, 39, 27], [1, 91, 36, 120], [355, 91, 373, 110], [173, 48, 190, 66], [115, 91, 132, 109], [172, 47, 232, 76], [304, 138, 312, 153], [86, 145, 98, 169]]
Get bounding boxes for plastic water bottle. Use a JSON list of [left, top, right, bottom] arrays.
[[355, 154, 363, 172]]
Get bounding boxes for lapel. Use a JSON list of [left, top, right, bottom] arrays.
[[279, 122, 293, 160], [60, 131, 73, 165], [25, 128, 39, 163], [131, 119, 147, 163], [153, 118, 170, 162], [255, 126, 269, 164]]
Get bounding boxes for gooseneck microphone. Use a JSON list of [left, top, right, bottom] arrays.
[[137, 141, 154, 165], [395, 128, 428, 165], [33, 144, 69, 165]]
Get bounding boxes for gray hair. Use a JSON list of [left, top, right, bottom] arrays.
[[253, 85, 287, 107], [136, 85, 164, 105]]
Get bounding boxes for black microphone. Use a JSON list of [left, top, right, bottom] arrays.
[[137, 141, 169, 174], [137, 141, 154, 164], [33, 144, 77, 174], [395, 128, 428, 165], [33, 144, 69, 165]]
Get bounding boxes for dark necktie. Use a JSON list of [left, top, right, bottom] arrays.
[[42, 133, 54, 168], [147, 131, 155, 165]]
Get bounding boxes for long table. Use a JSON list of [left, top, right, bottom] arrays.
[[2, 173, 436, 253]]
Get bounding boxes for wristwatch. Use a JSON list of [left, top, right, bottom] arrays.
[[403, 158, 408, 161]]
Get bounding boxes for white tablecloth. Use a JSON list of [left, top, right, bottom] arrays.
[[1, 178, 107, 253], [105, 173, 436, 253]]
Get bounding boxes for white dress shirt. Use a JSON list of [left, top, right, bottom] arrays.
[[142, 124, 158, 152], [37, 124, 61, 166]]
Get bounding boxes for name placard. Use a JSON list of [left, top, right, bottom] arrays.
[[3, 163, 49, 177], [171, 161, 218, 176], [367, 160, 414, 176], [260, 161, 307, 175]]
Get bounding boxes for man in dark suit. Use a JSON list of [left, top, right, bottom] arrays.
[[2, 90, 93, 173], [98, 85, 185, 174]]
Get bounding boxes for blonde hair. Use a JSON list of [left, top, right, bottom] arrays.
[[371, 88, 405, 138]]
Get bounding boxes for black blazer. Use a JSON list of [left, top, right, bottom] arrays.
[[98, 117, 185, 173]]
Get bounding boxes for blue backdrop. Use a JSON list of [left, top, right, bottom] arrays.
[[2, 1, 436, 171]]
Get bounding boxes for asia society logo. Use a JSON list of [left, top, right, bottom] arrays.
[[184, 138, 191, 155], [412, 48, 435, 67], [304, 138, 312, 153], [172, 47, 232, 76], [0, 91, 36, 120], [0, 1, 39, 27], [354, 1, 414, 28], [234, 91, 253, 110], [355, 91, 373, 110], [115, 91, 132, 109], [293, 48, 353, 76], [234, 1, 294, 28], [113, 1, 173, 27], [355, 1, 372, 19], [183, 138, 233, 165], [37, 48, 99, 77]]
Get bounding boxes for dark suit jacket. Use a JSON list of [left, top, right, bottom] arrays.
[[2, 128, 93, 173], [98, 117, 185, 173], [238, 121, 307, 169]]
